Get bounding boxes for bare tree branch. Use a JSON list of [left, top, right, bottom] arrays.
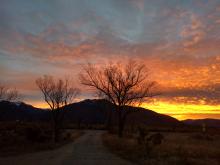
[[0, 85, 20, 102], [36, 75, 80, 142], [79, 60, 159, 137]]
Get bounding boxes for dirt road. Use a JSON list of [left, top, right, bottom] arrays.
[[0, 130, 133, 165]]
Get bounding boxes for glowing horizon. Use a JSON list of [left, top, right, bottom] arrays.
[[28, 99, 220, 121]]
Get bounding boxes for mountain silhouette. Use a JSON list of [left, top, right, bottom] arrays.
[[0, 99, 181, 127], [0, 100, 49, 121]]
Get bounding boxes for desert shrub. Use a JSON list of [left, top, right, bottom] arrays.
[[137, 126, 149, 145], [148, 133, 164, 145], [137, 129, 164, 158], [25, 127, 40, 142], [25, 126, 51, 142]]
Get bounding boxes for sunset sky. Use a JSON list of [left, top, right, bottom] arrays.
[[1, 0, 220, 120]]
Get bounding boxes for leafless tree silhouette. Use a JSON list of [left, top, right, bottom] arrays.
[[0, 85, 20, 101], [36, 75, 80, 142], [79, 60, 158, 137]]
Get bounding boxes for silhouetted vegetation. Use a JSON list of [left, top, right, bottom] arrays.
[[36, 75, 80, 142], [0, 121, 83, 157], [0, 85, 20, 101], [80, 60, 158, 137], [103, 130, 220, 165]]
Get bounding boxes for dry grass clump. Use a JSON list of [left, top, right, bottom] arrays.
[[103, 133, 143, 163], [103, 132, 220, 165]]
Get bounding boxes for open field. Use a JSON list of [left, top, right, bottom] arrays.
[[103, 131, 220, 165]]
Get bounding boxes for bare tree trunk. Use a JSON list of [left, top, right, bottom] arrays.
[[51, 112, 60, 143], [118, 121, 123, 137], [77, 118, 82, 129], [54, 125, 59, 142], [53, 118, 60, 142], [36, 75, 80, 143], [106, 108, 112, 130], [118, 108, 125, 138]]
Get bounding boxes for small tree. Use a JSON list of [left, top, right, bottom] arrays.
[[0, 85, 20, 120], [36, 75, 80, 142], [0, 85, 19, 101], [79, 60, 158, 137]]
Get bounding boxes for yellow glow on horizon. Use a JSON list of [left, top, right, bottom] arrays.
[[31, 102, 50, 109], [142, 101, 220, 120], [30, 100, 220, 121]]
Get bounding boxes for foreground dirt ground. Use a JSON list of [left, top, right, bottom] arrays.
[[0, 130, 132, 165]]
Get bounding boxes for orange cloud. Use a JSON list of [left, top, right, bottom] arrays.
[[1, 13, 220, 120], [180, 13, 205, 48]]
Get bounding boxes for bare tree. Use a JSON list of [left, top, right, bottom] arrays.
[[0, 85, 20, 101], [36, 75, 80, 142], [0, 85, 20, 121], [79, 60, 158, 137]]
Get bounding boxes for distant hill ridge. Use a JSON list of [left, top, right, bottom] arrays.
[[0, 100, 49, 121], [0, 99, 206, 128], [183, 119, 220, 128], [63, 99, 181, 127]]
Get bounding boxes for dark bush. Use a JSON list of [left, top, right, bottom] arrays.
[[137, 126, 148, 145], [137, 130, 164, 157], [25, 127, 51, 142], [25, 127, 40, 142], [148, 133, 164, 145]]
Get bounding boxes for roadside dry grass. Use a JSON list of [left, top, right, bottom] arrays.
[[102, 132, 220, 165], [0, 122, 83, 157]]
